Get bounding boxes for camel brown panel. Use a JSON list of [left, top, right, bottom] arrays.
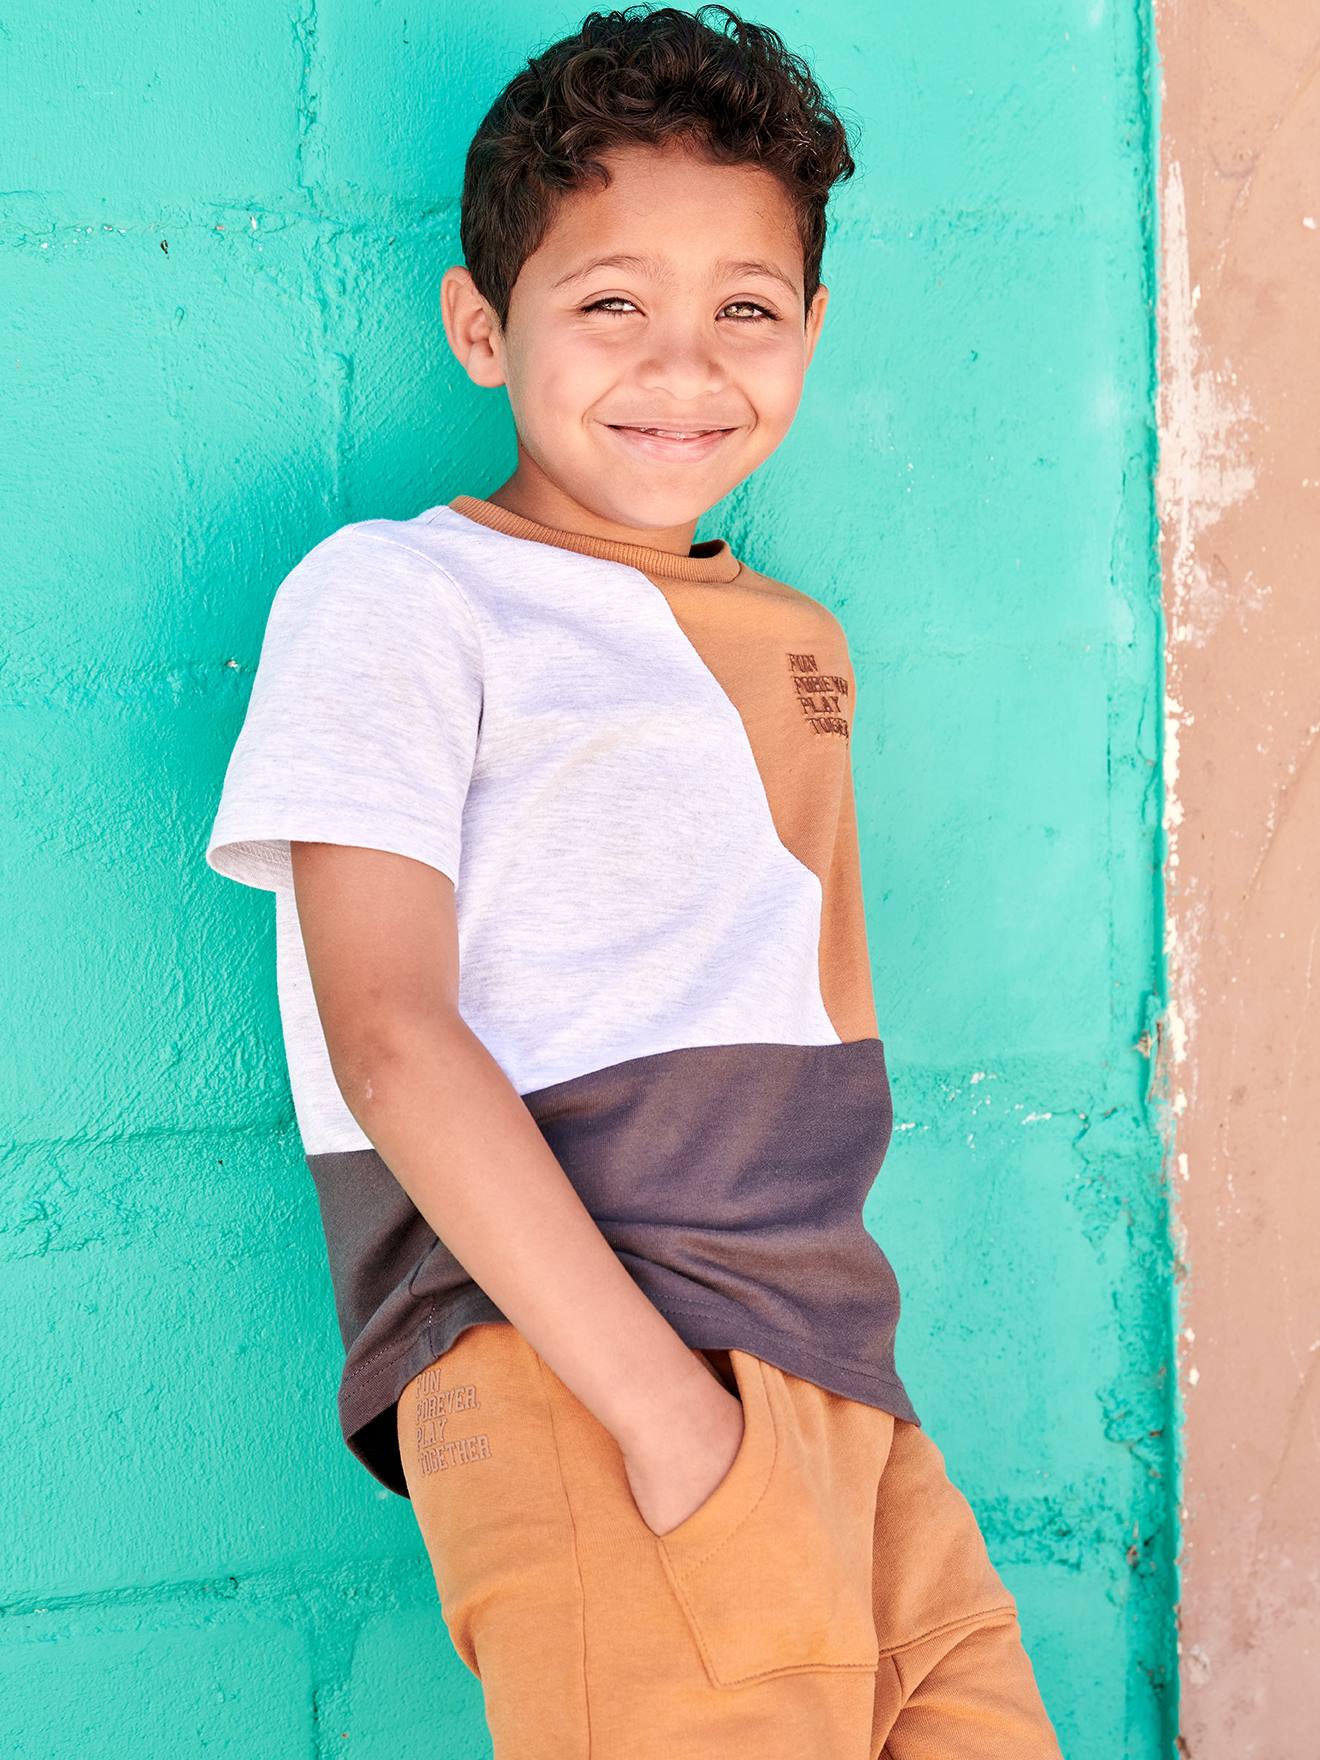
[[645, 564, 881, 1044]]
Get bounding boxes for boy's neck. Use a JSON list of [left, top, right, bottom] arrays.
[[447, 492, 742, 584], [483, 464, 704, 560]]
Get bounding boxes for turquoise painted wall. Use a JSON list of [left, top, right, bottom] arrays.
[[0, 2, 1172, 1755]]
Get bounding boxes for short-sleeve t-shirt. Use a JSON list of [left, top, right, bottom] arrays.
[[206, 493, 919, 1495]]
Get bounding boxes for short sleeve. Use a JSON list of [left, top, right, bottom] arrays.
[[205, 524, 483, 893]]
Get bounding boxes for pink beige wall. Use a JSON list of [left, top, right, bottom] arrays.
[[1154, 3, 1320, 1749]]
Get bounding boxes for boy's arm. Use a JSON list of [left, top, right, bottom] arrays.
[[289, 839, 743, 1532]]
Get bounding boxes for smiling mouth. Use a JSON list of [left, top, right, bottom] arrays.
[[607, 424, 735, 439]]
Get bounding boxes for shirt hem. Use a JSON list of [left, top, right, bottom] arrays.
[[339, 1287, 919, 1500]]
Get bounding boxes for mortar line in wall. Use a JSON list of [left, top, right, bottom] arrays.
[[288, 0, 344, 519]]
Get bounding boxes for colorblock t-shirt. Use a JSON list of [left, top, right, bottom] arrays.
[[205, 493, 919, 1495]]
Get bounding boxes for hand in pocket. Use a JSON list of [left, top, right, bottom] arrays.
[[622, 1376, 746, 1538]]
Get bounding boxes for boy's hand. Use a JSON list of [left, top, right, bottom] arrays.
[[621, 1378, 746, 1538]]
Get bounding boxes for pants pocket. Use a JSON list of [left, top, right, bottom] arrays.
[[654, 1349, 882, 1690]]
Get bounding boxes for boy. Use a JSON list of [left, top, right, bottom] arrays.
[[205, 5, 1065, 1755]]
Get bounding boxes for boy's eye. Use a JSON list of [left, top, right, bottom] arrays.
[[581, 297, 777, 323]]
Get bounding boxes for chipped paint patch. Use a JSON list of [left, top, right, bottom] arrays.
[[1156, 160, 1262, 646]]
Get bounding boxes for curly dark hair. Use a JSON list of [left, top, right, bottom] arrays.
[[458, 3, 859, 332]]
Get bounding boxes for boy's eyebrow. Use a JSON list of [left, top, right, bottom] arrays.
[[552, 251, 799, 295]]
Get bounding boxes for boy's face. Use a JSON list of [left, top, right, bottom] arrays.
[[443, 140, 829, 545]]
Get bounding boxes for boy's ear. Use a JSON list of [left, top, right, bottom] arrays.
[[803, 283, 829, 371], [440, 265, 508, 389]]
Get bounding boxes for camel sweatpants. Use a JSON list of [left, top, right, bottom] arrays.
[[397, 1320, 1065, 1759]]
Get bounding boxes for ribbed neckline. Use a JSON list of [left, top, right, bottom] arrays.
[[446, 494, 742, 583]]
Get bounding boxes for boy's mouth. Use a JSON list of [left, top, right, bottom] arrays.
[[604, 423, 737, 459], [609, 424, 731, 437]]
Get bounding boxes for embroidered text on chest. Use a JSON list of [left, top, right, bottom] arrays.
[[787, 651, 850, 739]]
